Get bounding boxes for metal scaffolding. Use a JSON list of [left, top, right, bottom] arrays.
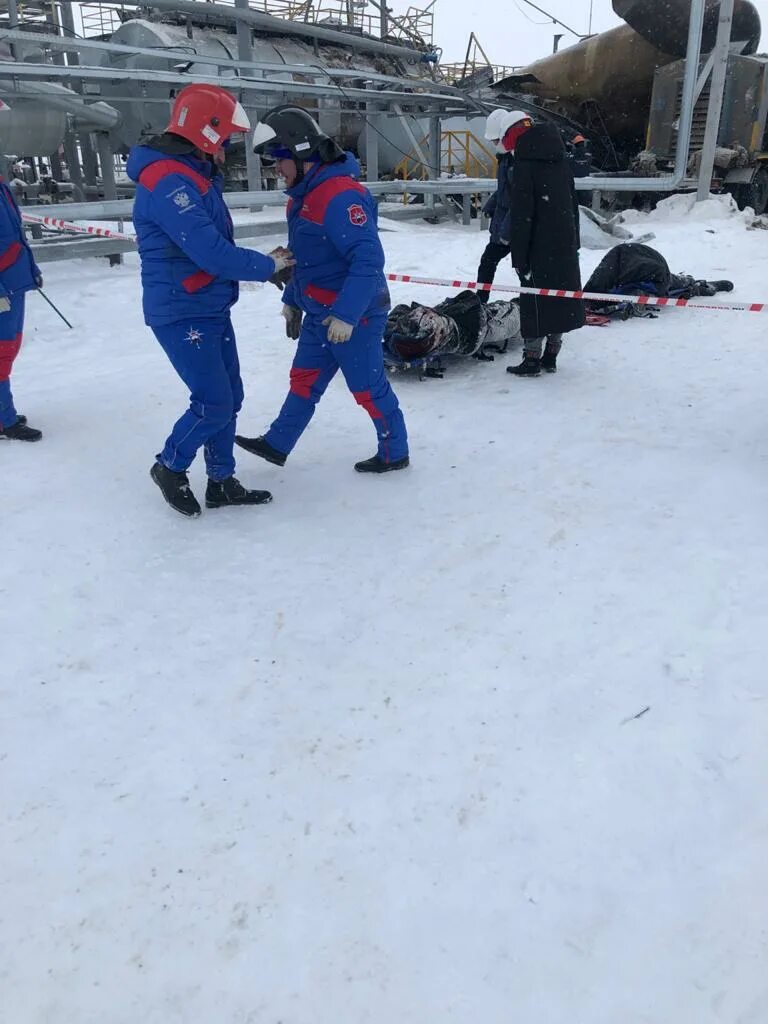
[[0, 0, 744, 251]]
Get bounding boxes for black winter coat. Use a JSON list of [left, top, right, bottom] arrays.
[[584, 243, 672, 296], [508, 123, 585, 338]]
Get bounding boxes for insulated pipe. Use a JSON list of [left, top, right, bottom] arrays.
[[0, 80, 122, 131], [130, 0, 427, 62]]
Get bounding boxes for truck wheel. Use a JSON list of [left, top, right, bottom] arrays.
[[736, 168, 768, 215]]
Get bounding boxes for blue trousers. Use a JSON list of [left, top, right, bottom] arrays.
[[153, 317, 243, 481], [0, 293, 25, 430], [265, 312, 408, 463]]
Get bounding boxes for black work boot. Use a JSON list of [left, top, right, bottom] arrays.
[[205, 476, 272, 508], [150, 462, 201, 518], [507, 353, 542, 377], [0, 418, 42, 441], [354, 455, 410, 474], [234, 434, 287, 467], [540, 338, 563, 373]]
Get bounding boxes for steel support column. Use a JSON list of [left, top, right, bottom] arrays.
[[80, 133, 99, 187], [235, 0, 263, 197], [674, 0, 707, 182], [96, 133, 117, 200], [696, 0, 735, 200], [426, 116, 441, 211], [7, 0, 18, 58], [364, 95, 381, 183]]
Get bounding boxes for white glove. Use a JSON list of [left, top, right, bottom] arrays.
[[322, 315, 354, 343], [0, 296, 9, 314], [269, 246, 296, 274], [282, 304, 303, 340]]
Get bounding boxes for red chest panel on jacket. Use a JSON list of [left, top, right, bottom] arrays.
[[296, 177, 366, 225], [138, 159, 211, 194]]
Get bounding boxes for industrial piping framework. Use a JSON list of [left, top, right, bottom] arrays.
[[0, 0, 477, 190], [0, 0, 741, 251]]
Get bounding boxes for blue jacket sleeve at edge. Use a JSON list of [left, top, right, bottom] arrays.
[[149, 174, 276, 282]]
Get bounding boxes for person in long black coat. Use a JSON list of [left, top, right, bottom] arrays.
[[506, 121, 585, 376]]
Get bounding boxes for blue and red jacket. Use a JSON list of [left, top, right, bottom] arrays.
[[282, 154, 390, 326], [0, 176, 41, 302], [126, 144, 276, 327]]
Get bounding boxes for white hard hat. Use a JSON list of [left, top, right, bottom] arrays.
[[495, 110, 531, 140], [483, 109, 509, 141]]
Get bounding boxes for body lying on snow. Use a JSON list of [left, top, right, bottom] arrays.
[[585, 243, 734, 321], [383, 289, 522, 371]]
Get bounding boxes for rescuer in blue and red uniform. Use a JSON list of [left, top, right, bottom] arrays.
[[235, 105, 409, 474], [127, 84, 295, 517], [0, 161, 44, 443]]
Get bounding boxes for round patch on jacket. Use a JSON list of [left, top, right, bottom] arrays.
[[348, 203, 367, 226]]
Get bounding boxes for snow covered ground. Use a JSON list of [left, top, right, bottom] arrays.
[[3, 196, 768, 1024]]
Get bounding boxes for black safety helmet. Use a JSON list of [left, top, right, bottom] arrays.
[[252, 104, 345, 165]]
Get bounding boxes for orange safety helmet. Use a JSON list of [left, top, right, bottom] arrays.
[[166, 84, 251, 155]]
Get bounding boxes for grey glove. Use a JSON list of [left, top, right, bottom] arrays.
[[322, 315, 354, 344], [282, 304, 303, 340]]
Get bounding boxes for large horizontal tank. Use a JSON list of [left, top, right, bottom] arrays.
[[0, 40, 65, 155], [0, 40, 120, 156], [493, 0, 761, 144], [102, 18, 429, 151], [0, 90, 68, 157]]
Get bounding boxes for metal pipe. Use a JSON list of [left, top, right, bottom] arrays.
[[696, 0, 735, 200], [0, 78, 122, 131], [364, 91, 380, 183], [426, 116, 441, 211], [0, 62, 466, 110], [80, 133, 99, 187], [7, 0, 18, 59], [59, 1, 78, 48], [234, 0, 262, 196], [124, 0, 427, 62], [673, 0, 707, 181], [96, 133, 118, 201], [1, 30, 460, 98], [33, 169, 708, 225]]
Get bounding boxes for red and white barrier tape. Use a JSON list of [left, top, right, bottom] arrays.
[[23, 215, 756, 313], [383, 272, 762, 313], [22, 212, 134, 242]]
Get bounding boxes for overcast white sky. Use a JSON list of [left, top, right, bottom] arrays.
[[393, 0, 768, 66]]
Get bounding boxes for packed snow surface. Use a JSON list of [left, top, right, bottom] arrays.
[[3, 195, 767, 1024]]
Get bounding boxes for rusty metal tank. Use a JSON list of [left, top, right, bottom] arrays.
[[493, 0, 761, 144]]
